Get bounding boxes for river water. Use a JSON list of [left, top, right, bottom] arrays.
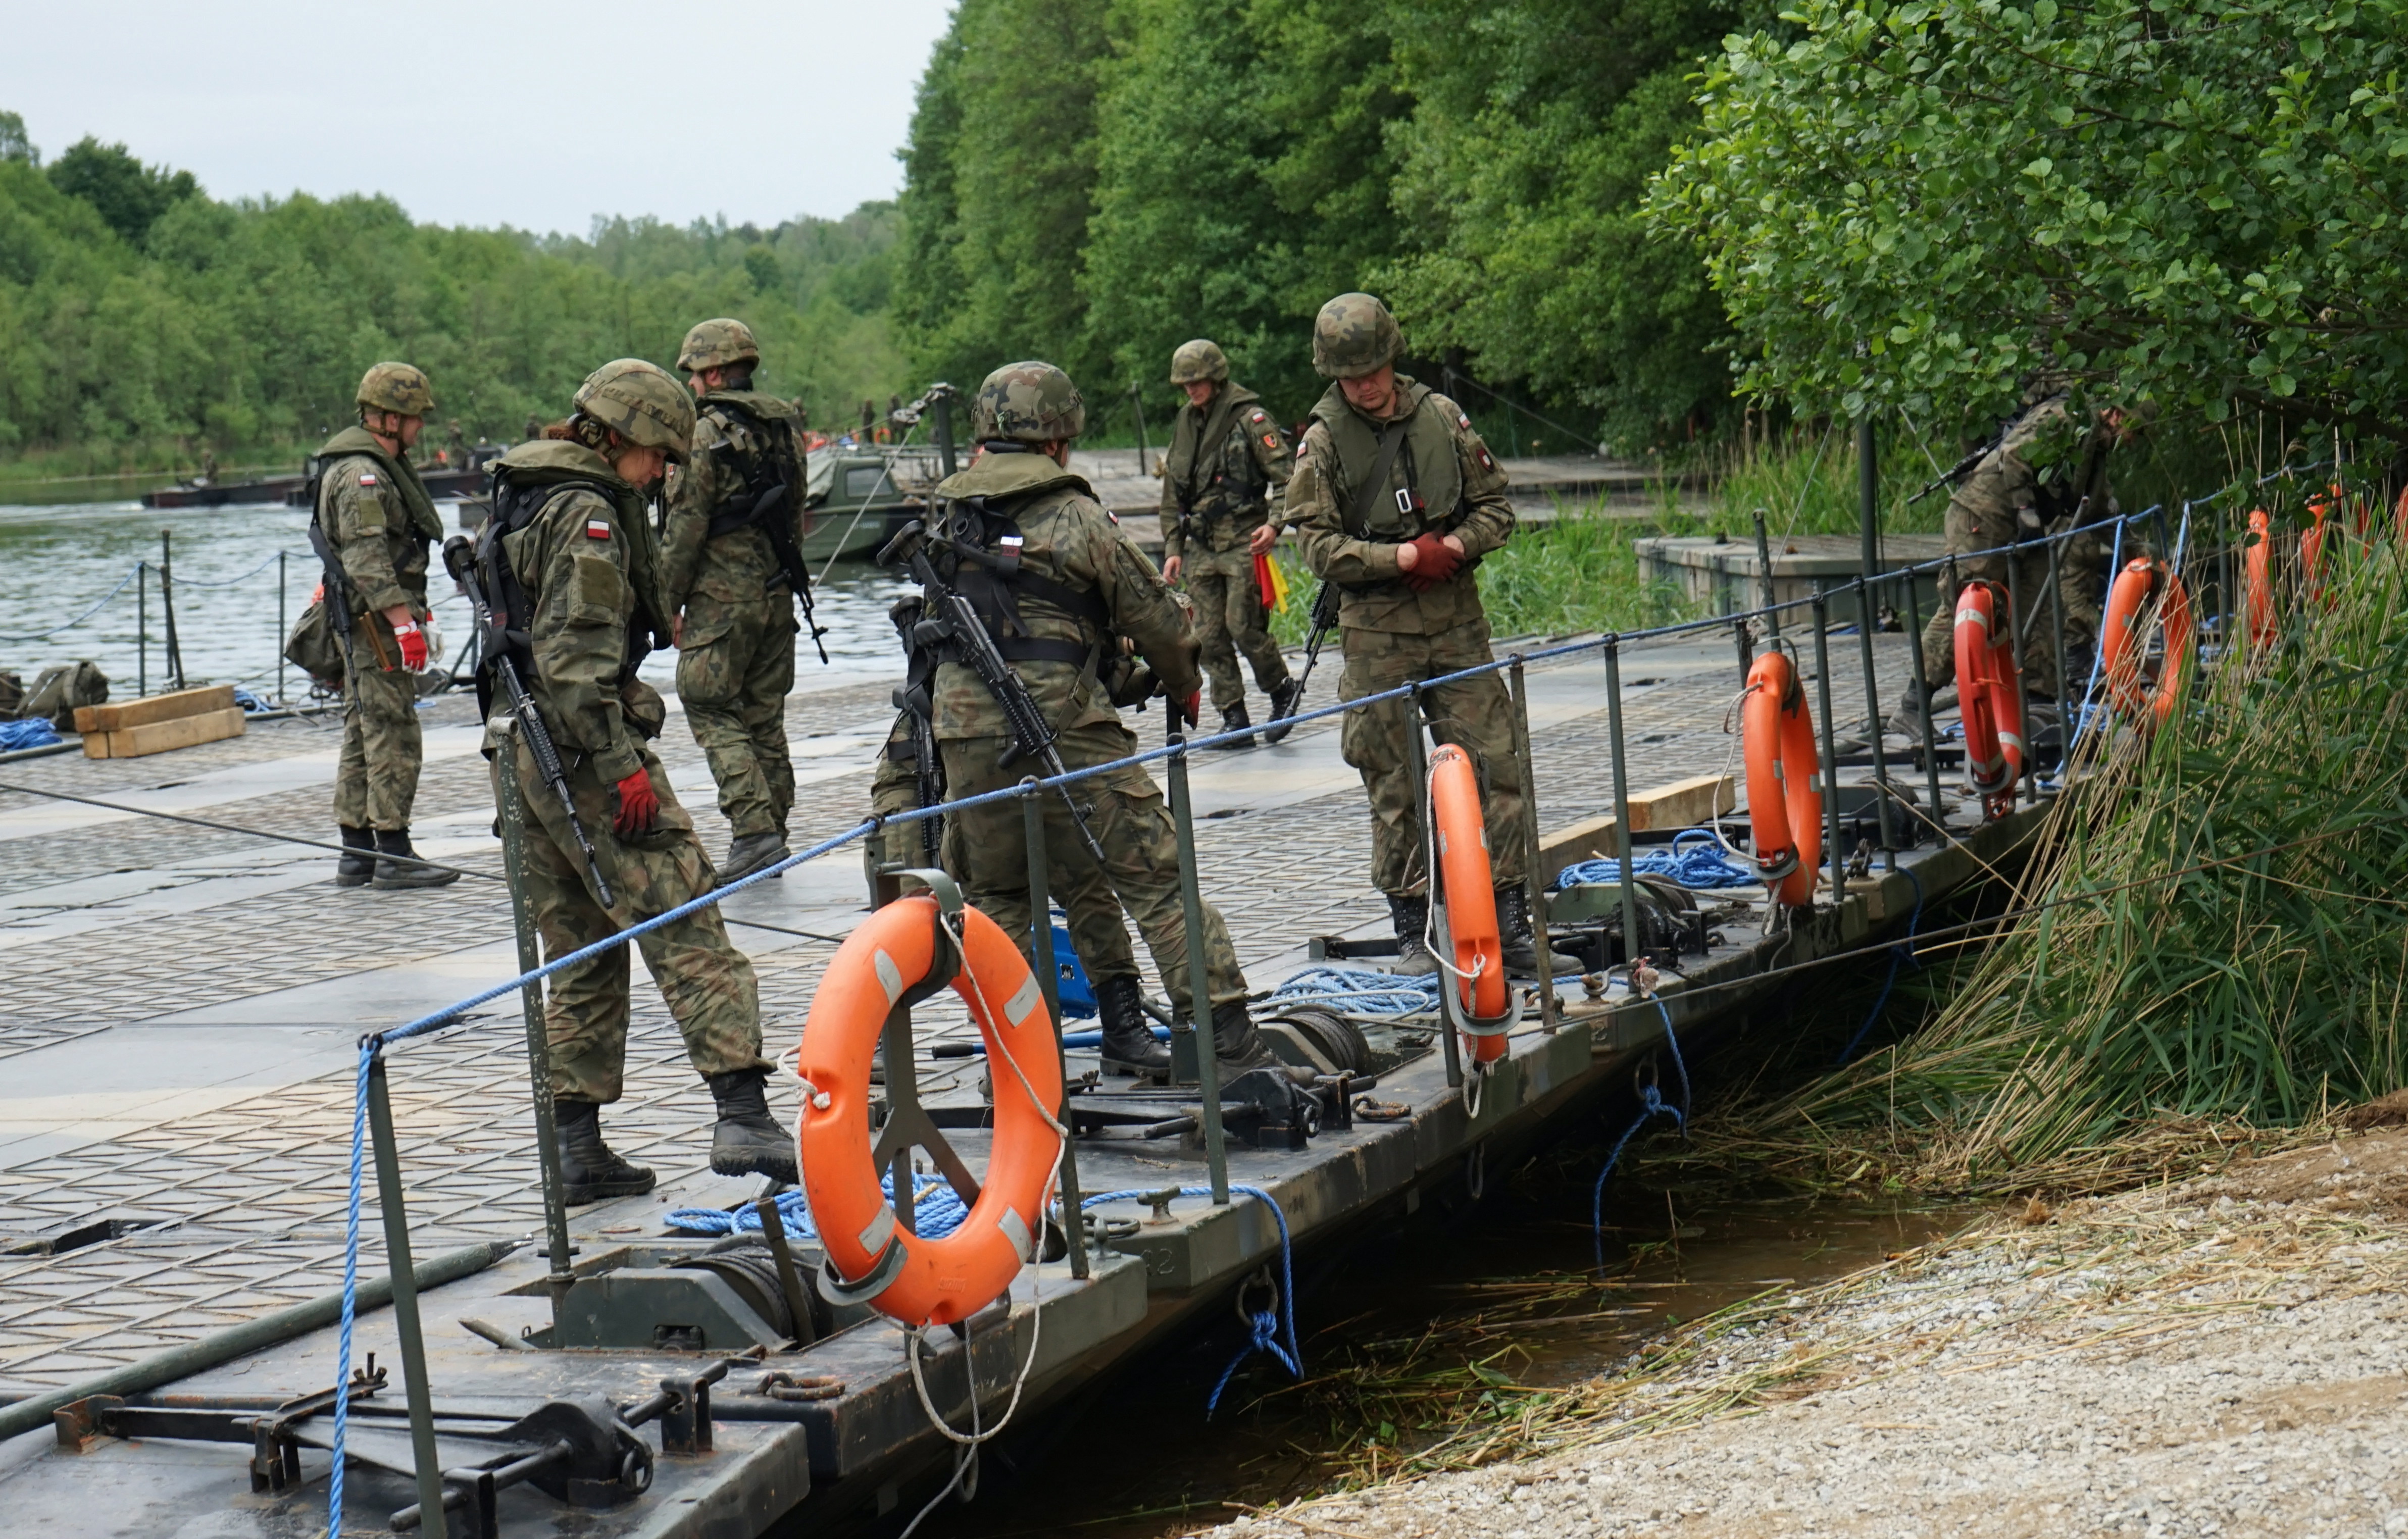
[[0, 499, 912, 699]]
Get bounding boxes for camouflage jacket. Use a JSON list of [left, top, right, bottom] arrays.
[[1159, 382, 1290, 561], [1949, 394, 2119, 549], [659, 389, 809, 614], [1288, 376, 1515, 636], [491, 440, 671, 788], [927, 447, 1202, 741], [317, 426, 443, 615]]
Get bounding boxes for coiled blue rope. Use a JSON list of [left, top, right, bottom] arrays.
[[664, 1173, 968, 1240], [1833, 865, 1926, 1065], [1079, 1185, 1299, 1417], [1591, 997, 1690, 1271], [1265, 966, 1439, 1017], [0, 562, 142, 643], [1558, 829, 1755, 891]]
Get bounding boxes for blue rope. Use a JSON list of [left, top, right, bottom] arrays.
[[0, 719, 63, 752], [1558, 829, 1754, 891], [327, 1045, 371, 1539], [1079, 1185, 1299, 1416], [0, 562, 141, 642], [1591, 997, 1689, 1271], [665, 1173, 968, 1240], [1264, 966, 1440, 1017], [164, 550, 291, 588], [1834, 864, 1927, 1065]]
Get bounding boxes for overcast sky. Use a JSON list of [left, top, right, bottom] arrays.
[[0, 0, 955, 236]]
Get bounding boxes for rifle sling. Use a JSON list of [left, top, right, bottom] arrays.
[[1345, 422, 1411, 540]]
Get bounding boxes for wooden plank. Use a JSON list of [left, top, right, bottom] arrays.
[[74, 684, 236, 735], [1536, 772, 1737, 878], [84, 707, 246, 760]]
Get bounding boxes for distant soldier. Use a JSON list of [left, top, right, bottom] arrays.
[[1159, 339, 1300, 747], [859, 398, 877, 443], [525, 412, 544, 442], [445, 418, 468, 468], [663, 318, 813, 883], [1288, 294, 1538, 976], [913, 361, 1300, 1079], [320, 363, 457, 891], [478, 358, 791, 1201]]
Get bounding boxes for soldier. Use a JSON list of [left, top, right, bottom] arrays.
[[320, 363, 458, 892], [1159, 339, 1301, 747], [1288, 294, 1539, 977], [525, 411, 544, 442], [1909, 391, 2132, 708], [913, 361, 1298, 1079], [479, 359, 791, 1202], [663, 318, 812, 883], [445, 418, 468, 469]]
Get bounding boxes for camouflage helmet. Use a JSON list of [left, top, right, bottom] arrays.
[[357, 362, 434, 419], [676, 317, 760, 374], [1168, 338, 1229, 385], [573, 358, 696, 464], [1312, 292, 1402, 380], [972, 361, 1085, 444]]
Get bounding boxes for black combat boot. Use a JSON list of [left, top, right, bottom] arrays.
[[334, 825, 376, 887], [372, 828, 461, 890], [1212, 700, 1256, 749], [554, 1099, 656, 1205], [706, 1069, 800, 1183], [1213, 999, 1316, 1086], [1095, 974, 1169, 1076], [719, 830, 791, 886], [1495, 884, 1542, 977], [1260, 677, 1303, 745], [1385, 894, 1439, 977]]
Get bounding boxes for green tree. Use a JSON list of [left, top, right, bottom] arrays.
[[47, 136, 197, 248], [0, 111, 34, 166]]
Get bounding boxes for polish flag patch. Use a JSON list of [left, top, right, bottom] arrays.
[[358, 472, 379, 486], [585, 519, 612, 540], [1000, 534, 1024, 549]]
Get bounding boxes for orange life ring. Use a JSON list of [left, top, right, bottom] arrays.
[[2101, 557, 2193, 727], [1740, 650, 1821, 908], [2393, 485, 2408, 545], [1951, 580, 2024, 814], [2243, 508, 2277, 648], [1428, 743, 1508, 1060], [795, 894, 1064, 1328], [2300, 492, 2334, 601]]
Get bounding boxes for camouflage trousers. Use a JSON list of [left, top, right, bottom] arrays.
[[939, 723, 1244, 1016], [1181, 542, 1290, 712], [334, 635, 422, 831], [870, 714, 1140, 981], [677, 592, 796, 839], [1339, 624, 1531, 898], [1916, 524, 2120, 700], [494, 722, 769, 1105]]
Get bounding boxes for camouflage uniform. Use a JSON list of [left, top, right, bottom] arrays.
[[1916, 396, 2123, 700], [661, 389, 808, 842], [319, 424, 442, 832], [485, 436, 770, 1106], [1160, 376, 1294, 715], [1288, 377, 1528, 897]]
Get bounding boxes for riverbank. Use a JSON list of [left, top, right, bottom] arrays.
[[1215, 1123, 2408, 1538]]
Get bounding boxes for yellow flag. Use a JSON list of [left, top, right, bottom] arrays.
[[1256, 551, 1291, 613]]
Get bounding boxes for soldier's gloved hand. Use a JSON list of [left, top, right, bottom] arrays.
[[613, 769, 661, 836], [390, 617, 429, 671], [1401, 532, 1463, 591], [1175, 689, 1201, 729]]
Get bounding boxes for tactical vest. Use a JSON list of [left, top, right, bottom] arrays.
[[470, 460, 667, 719], [927, 479, 1111, 669], [698, 397, 806, 536], [1309, 381, 1465, 543], [307, 427, 443, 603], [1171, 392, 1272, 518]]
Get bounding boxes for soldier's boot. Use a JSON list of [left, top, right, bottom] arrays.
[[372, 828, 461, 890], [334, 825, 376, 888], [1260, 678, 1303, 745], [554, 1100, 656, 1205], [706, 1069, 800, 1183], [1214, 999, 1316, 1086], [1212, 701, 1256, 749], [1385, 894, 1440, 977], [1495, 885, 1542, 977], [1096, 974, 1169, 1077], [719, 831, 791, 886]]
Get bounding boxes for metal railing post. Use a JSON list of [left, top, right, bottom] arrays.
[[1809, 586, 1845, 901], [1898, 569, 1947, 842], [159, 529, 185, 692], [1732, 617, 1752, 684], [2005, 549, 2037, 805], [1601, 638, 1646, 978], [1507, 658, 1557, 1032], [276, 549, 288, 705], [1021, 782, 1088, 1277], [137, 563, 147, 698], [1851, 577, 1898, 869], [498, 743, 575, 1317], [1163, 725, 1231, 1204], [2046, 534, 2070, 785], [1752, 508, 1780, 638], [366, 1049, 449, 1538]]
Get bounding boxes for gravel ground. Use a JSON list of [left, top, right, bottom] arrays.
[[1214, 1128, 2408, 1539]]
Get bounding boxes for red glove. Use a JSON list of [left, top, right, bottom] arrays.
[[1402, 533, 1463, 592], [614, 768, 660, 836], [1175, 689, 1201, 728], [390, 617, 428, 670]]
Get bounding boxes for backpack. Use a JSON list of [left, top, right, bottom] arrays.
[[24, 660, 110, 730]]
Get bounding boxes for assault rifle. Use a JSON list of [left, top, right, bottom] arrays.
[[902, 692, 944, 862], [876, 520, 1107, 863], [306, 518, 358, 673], [442, 534, 616, 907], [1287, 579, 1342, 703], [749, 481, 831, 665]]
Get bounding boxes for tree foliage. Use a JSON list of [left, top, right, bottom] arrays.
[[1650, 0, 2408, 437]]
